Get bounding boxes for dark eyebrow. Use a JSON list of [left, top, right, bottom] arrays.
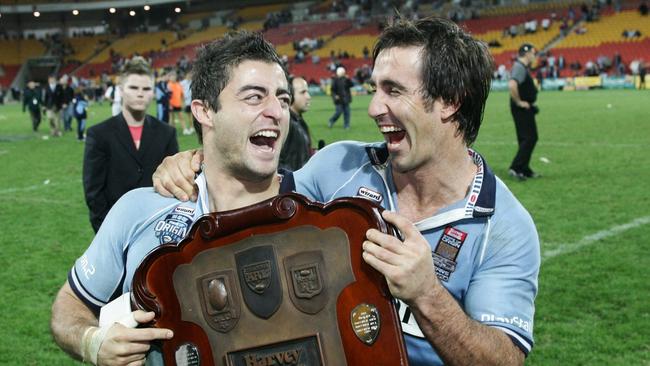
[[237, 85, 268, 95], [379, 79, 408, 92], [276, 87, 290, 97]]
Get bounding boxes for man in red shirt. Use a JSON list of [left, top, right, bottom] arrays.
[[83, 57, 179, 232]]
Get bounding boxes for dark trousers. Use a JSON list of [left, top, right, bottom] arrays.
[[28, 109, 41, 131], [510, 104, 538, 175], [76, 118, 86, 140], [329, 103, 351, 128]]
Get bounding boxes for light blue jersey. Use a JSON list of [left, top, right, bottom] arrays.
[[70, 174, 212, 314], [69, 172, 295, 364], [294, 141, 540, 366]]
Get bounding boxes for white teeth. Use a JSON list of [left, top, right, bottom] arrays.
[[252, 130, 278, 138], [380, 126, 404, 133]]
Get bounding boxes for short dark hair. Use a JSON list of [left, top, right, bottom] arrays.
[[191, 31, 287, 143], [372, 17, 494, 146]]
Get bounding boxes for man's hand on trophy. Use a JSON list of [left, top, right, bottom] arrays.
[[83, 310, 173, 366], [362, 210, 439, 304]]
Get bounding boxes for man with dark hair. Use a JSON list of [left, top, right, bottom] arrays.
[[154, 17, 540, 366], [81, 56, 179, 232], [509, 43, 540, 180], [51, 32, 292, 365], [280, 75, 314, 171]]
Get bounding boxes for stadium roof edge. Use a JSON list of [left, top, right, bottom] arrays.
[[0, 0, 183, 14]]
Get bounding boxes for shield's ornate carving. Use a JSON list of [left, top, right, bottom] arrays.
[[131, 193, 409, 366]]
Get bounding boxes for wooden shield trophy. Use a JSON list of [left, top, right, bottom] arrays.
[[131, 193, 409, 366]]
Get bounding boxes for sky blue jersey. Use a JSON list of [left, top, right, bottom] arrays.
[[68, 172, 295, 364], [294, 141, 540, 366]]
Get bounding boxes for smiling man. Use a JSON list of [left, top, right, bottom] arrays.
[[82, 57, 178, 232], [51, 32, 292, 366], [154, 17, 540, 366]]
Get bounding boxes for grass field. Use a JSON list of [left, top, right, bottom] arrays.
[[0, 89, 649, 365]]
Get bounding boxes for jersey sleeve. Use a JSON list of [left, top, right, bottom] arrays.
[[68, 190, 143, 314], [294, 141, 376, 203], [510, 63, 527, 84], [293, 142, 343, 202], [464, 201, 540, 356]]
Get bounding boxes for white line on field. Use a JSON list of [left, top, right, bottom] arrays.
[[542, 216, 650, 263], [0, 179, 78, 195], [478, 140, 648, 149]]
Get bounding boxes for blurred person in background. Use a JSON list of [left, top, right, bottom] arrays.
[[104, 79, 122, 117], [280, 75, 314, 171], [72, 87, 89, 141], [155, 71, 170, 123], [43, 75, 64, 137], [61, 75, 75, 132], [83, 57, 178, 232], [22, 80, 42, 133], [327, 66, 354, 129], [509, 43, 541, 180], [168, 71, 191, 134], [180, 71, 194, 134]]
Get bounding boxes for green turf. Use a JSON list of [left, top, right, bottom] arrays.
[[0, 89, 648, 364]]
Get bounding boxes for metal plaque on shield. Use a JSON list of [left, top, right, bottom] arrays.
[[235, 245, 282, 319]]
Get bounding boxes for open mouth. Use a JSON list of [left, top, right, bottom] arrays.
[[379, 125, 406, 145], [249, 129, 279, 152]]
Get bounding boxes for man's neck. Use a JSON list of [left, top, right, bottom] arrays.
[[392, 146, 476, 223], [289, 107, 302, 118], [518, 57, 529, 67], [203, 167, 281, 213], [122, 108, 146, 126]]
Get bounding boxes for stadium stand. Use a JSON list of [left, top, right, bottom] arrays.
[[1, 0, 649, 90]]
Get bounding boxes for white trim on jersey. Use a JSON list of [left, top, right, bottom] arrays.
[[328, 161, 373, 202], [414, 208, 470, 231], [492, 325, 533, 353], [70, 268, 107, 308]]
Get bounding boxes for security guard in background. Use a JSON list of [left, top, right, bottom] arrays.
[[509, 43, 540, 180]]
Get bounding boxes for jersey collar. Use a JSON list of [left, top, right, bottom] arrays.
[[194, 170, 296, 217], [365, 144, 496, 231]]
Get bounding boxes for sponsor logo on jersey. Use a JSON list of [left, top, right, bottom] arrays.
[[173, 206, 195, 215], [480, 313, 531, 332], [154, 206, 195, 244], [357, 187, 383, 203], [432, 226, 468, 282]]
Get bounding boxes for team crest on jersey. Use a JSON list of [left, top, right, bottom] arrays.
[[154, 206, 195, 244], [432, 227, 468, 282], [357, 187, 383, 203]]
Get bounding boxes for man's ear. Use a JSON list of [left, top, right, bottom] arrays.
[[439, 100, 460, 123], [191, 100, 213, 129]]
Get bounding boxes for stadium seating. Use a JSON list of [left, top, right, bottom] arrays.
[[551, 9, 650, 75], [233, 4, 288, 21]]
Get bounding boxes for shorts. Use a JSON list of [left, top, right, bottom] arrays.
[[171, 106, 182, 112], [184, 105, 191, 113]]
